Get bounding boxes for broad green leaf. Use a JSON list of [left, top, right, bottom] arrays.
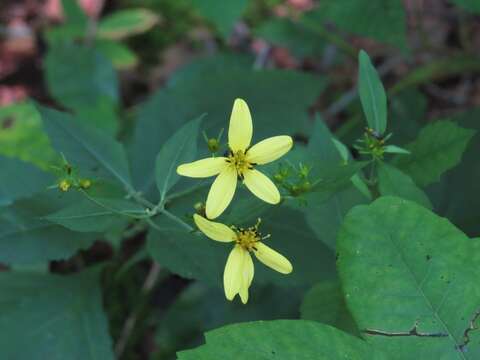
[[98, 8, 159, 40], [155, 282, 303, 359], [451, 0, 480, 13], [0, 193, 97, 265], [189, 0, 248, 37], [155, 116, 202, 203], [301, 280, 359, 335], [337, 196, 480, 358], [96, 40, 138, 69], [393, 120, 475, 187], [0, 101, 58, 169], [358, 50, 387, 135], [45, 198, 145, 232], [0, 270, 114, 359], [309, 0, 408, 50], [255, 18, 325, 58], [178, 320, 387, 359], [147, 205, 336, 288], [130, 57, 326, 199], [0, 156, 54, 207], [377, 162, 432, 209], [38, 106, 132, 190], [45, 42, 119, 110]]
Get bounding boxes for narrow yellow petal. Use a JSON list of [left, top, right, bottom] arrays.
[[205, 166, 237, 219], [246, 136, 293, 165], [177, 157, 228, 178], [239, 252, 254, 304], [228, 98, 252, 152], [254, 242, 292, 274], [224, 245, 245, 301], [243, 169, 280, 204], [193, 214, 237, 242]]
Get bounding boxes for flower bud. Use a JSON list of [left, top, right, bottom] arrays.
[[59, 179, 71, 192]]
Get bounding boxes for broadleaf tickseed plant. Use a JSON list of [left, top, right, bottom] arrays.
[[177, 98, 293, 219], [193, 214, 293, 304]]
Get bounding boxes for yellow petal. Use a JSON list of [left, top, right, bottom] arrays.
[[254, 242, 292, 274], [246, 136, 293, 165], [228, 98, 252, 152], [239, 252, 254, 304], [243, 169, 280, 204], [205, 166, 237, 219], [224, 245, 245, 301], [177, 157, 228, 178], [193, 214, 236, 242]]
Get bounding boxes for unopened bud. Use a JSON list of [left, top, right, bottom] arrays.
[[207, 138, 220, 153], [79, 179, 92, 189], [59, 179, 71, 192]]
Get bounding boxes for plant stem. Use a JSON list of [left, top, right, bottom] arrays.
[[114, 262, 162, 359]]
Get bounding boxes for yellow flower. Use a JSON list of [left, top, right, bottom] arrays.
[[193, 214, 293, 304], [177, 98, 293, 219]]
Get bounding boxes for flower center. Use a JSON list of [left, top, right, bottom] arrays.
[[233, 219, 270, 252], [226, 150, 253, 178]]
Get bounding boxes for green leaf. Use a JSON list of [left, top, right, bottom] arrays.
[[45, 42, 119, 110], [0, 193, 97, 265], [0, 156, 54, 207], [309, 0, 408, 50], [155, 116, 202, 203], [0, 101, 58, 169], [337, 196, 480, 358], [98, 8, 159, 40], [38, 106, 132, 190], [189, 0, 248, 37], [45, 198, 145, 232], [130, 57, 326, 199], [301, 280, 359, 335], [177, 320, 387, 359], [61, 0, 88, 27], [450, 0, 480, 13], [0, 270, 114, 359], [96, 40, 138, 69], [377, 162, 432, 209], [393, 120, 476, 187], [358, 50, 387, 135], [155, 282, 303, 358]]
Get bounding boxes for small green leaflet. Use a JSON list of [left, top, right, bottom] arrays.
[[358, 50, 387, 135], [97, 8, 159, 40], [155, 116, 203, 203]]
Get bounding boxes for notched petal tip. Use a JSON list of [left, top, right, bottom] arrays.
[[246, 135, 293, 165], [228, 98, 253, 153], [254, 242, 293, 274], [243, 169, 281, 205]]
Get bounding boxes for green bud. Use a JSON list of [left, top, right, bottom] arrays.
[[207, 138, 220, 153]]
